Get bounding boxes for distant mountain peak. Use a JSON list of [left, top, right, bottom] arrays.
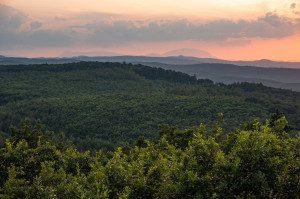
[[259, 59, 273, 62], [162, 48, 215, 58]]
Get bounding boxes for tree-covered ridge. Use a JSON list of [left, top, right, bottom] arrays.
[[0, 62, 300, 150], [0, 113, 299, 198]]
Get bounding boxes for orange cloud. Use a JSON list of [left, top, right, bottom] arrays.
[[2, 1, 300, 61]]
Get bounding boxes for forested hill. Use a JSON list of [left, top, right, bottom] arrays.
[[2, 55, 300, 91], [136, 62, 300, 92], [0, 61, 300, 150]]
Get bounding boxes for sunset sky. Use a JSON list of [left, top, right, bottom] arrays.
[[1, 0, 300, 60]]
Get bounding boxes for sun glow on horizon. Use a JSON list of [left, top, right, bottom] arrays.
[[1, 0, 300, 61]]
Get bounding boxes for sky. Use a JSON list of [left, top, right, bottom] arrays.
[[1, 0, 300, 60]]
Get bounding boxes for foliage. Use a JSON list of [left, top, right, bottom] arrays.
[[0, 113, 299, 198], [0, 62, 300, 151]]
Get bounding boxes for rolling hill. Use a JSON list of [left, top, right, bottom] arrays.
[[1, 55, 300, 92], [1, 62, 300, 151]]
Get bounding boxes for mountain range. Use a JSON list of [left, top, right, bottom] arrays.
[[1, 55, 300, 91]]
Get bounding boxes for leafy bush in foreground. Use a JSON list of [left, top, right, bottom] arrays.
[[0, 112, 299, 198]]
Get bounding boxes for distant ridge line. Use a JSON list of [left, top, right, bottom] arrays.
[[1, 55, 300, 68]]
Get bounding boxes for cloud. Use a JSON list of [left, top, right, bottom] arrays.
[[54, 16, 67, 21], [85, 12, 298, 46], [0, 4, 74, 49], [290, 3, 296, 9], [1, 4, 300, 50], [25, 30, 74, 47], [260, 12, 282, 27], [0, 30, 74, 49], [296, 18, 300, 28], [30, 21, 43, 30], [0, 4, 25, 32], [290, 1, 300, 15]]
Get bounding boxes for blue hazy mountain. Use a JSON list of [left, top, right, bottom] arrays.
[[161, 48, 215, 58]]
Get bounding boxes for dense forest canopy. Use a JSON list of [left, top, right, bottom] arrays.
[[0, 62, 300, 150], [1, 62, 300, 197], [0, 113, 299, 198]]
